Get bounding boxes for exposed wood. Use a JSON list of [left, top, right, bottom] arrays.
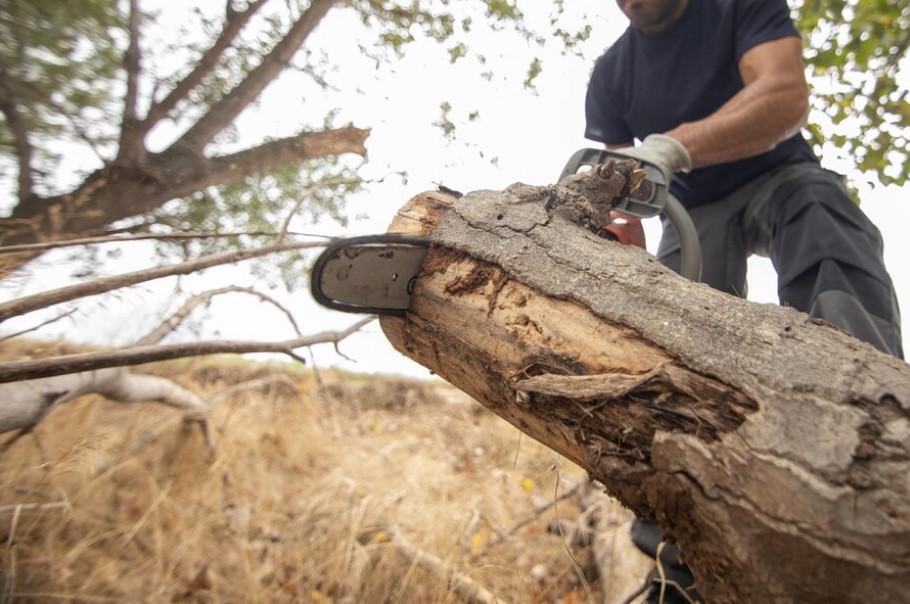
[[379, 171, 910, 603]]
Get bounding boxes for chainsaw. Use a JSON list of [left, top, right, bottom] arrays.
[[310, 150, 701, 316]]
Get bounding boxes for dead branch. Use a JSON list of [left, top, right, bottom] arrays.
[[198, 127, 369, 190], [468, 482, 582, 562], [0, 239, 324, 322], [136, 286, 303, 346], [0, 502, 69, 515], [0, 230, 324, 254], [278, 177, 361, 242], [0, 317, 374, 383], [386, 525, 505, 604], [0, 309, 76, 343], [0, 367, 209, 434]]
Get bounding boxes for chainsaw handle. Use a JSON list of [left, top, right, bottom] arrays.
[[664, 194, 702, 282]]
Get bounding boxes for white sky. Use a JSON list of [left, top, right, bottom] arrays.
[[2, 1, 908, 377]]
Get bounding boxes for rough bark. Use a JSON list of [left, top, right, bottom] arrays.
[[378, 172, 910, 603]]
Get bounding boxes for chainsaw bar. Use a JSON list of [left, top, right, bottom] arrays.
[[311, 234, 431, 316]]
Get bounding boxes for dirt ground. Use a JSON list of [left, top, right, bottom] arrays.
[[0, 356, 651, 603]]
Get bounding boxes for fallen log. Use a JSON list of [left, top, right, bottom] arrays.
[[378, 167, 910, 603]]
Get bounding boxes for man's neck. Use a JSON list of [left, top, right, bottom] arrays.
[[637, 0, 689, 37]]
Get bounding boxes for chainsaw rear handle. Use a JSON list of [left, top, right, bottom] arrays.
[[559, 148, 702, 283]]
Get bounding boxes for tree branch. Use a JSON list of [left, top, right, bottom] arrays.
[[0, 317, 374, 383], [0, 66, 34, 201], [116, 0, 144, 164], [0, 239, 325, 322], [0, 502, 69, 515], [0, 309, 76, 343], [197, 126, 369, 189], [278, 176, 360, 241], [171, 0, 341, 154], [140, 0, 268, 134], [383, 525, 503, 604], [0, 229, 325, 255], [136, 285, 303, 346]]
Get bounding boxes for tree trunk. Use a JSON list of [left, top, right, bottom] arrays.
[[378, 178, 910, 603]]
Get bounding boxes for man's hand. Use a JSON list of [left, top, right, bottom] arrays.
[[614, 134, 692, 181]]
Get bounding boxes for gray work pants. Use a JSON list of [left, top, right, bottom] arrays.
[[632, 158, 904, 594], [658, 158, 903, 359]]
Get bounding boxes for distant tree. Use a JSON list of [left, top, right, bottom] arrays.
[[795, 0, 910, 187]]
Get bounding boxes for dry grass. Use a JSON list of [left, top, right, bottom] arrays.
[[0, 355, 648, 603]]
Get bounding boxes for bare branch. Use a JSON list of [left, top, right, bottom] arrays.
[[116, 0, 144, 163], [136, 285, 304, 346], [0, 67, 34, 201], [141, 0, 268, 132], [0, 317, 374, 383], [0, 230, 327, 255], [0, 239, 325, 322], [95, 372, 209, 413], [172, 0, 341, 153], [0, 502, 69, 515], [277, 176, 360, 242], [0, 309, 76, 343]]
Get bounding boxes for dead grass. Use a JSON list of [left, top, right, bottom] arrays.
[[0, 355, 648, 603]]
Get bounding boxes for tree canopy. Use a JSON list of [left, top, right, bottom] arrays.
[[795, 0, 910, 187]]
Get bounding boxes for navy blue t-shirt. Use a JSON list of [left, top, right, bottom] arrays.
[[585, 0, 817, 207]]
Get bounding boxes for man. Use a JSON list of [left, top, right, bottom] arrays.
[[584, 0, 904, 601]]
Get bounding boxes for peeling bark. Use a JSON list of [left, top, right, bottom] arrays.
[[378, 172, 910, 603]]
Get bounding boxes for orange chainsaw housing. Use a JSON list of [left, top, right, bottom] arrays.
[[600, 210, 646, 249]]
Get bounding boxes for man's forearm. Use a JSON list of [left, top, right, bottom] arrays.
[[667, 75, 809, 168], [667, 36, 810, 169]]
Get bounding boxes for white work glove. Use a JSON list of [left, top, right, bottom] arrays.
[[614, 134, 692, 181]]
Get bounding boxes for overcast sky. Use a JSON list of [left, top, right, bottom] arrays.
[[2, 1, 908, 377]]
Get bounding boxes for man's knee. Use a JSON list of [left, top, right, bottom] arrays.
[[769, 186, 903, 358], [810, 288, 903, 359]]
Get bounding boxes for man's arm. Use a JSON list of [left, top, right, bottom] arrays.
[[665, 35, 810, 169]]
